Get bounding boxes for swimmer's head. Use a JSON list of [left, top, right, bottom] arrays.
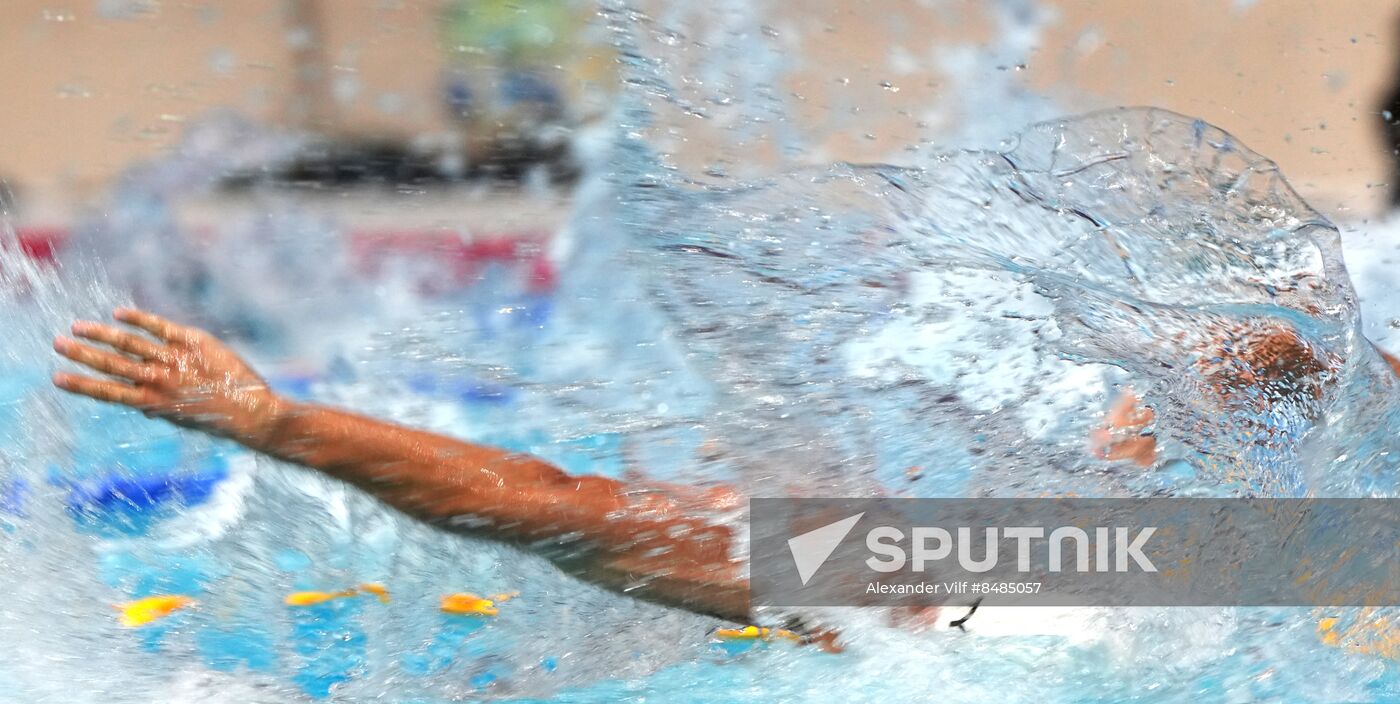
[[1195, 322, 1335, 403]]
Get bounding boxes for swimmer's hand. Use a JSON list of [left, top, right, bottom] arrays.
[[52, 309, 752, 623], [52, 308, 283, 444]]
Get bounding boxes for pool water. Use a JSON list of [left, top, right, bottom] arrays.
[[3, 3, 1400, 702], [2, 109, 1397, 702]]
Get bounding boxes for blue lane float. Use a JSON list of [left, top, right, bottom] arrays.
[[62, 456, 230, 535], [0, 478, 28, 519]]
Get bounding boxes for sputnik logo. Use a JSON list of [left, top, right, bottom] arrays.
[[787, 512, 864, 585]]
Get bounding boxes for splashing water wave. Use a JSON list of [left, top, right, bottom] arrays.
[[0, 13, 1398, 704], [605, 106, 1399, 501]]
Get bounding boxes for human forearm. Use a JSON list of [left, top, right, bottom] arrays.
[[52, 309, 563, 526], [54, 308, 752, 622], [257, 400, 750, 619], [250, 398, 571, 527]]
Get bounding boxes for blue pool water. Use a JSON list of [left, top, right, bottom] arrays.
[[4, 106, 1400, 701], [3, 3, 1400, 702]]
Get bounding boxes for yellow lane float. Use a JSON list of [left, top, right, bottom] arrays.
[[712, 625, 802, 644], [1318, 612, 1400, 659], [116, 595, 196, 628], [285, 583, 391, 607], [440, 591, 517, 617]]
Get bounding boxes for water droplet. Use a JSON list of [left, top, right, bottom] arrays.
[[55, 84, 91, 99]]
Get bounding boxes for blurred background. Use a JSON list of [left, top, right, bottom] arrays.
[[4, 4, 1400, 700], [3, 0, 1400, 227], [6, 0, 1400, 364]]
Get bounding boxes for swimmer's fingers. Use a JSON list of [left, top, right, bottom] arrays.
[[70, 321, 169, 361], [54, 337, 158, 383], [114, 308, 200, 344], [52, 372, 147, 407]]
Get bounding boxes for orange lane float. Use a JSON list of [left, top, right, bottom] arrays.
[[116, 595, 197, 628], [285, 583, 391, 607], [440, 591, 518, 617]]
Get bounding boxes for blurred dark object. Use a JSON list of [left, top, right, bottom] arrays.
[[220, 69, 580, 190], [440, 66, 577, 186], [260, 140, 450, 186], [216, 0, 596, 191], [221, 135, 577, 190], [1381, 14, 1400, 207]]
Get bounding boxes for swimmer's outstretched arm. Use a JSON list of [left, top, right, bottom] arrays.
[[52, 308, 749, 623]]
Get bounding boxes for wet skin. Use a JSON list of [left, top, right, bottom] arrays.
[[53, 308, 750, 623], [1092, 324, 1400, 465], [59, 311, 1371, 641]]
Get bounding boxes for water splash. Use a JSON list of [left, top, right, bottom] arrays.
[[0, 2, 1398, 702], [591, 104, 1397, 503]]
